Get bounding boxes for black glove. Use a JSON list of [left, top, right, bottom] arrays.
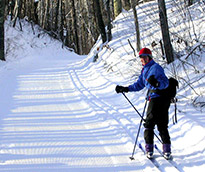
[[147, 75, 159, 88], [115, 85, 129, 93]]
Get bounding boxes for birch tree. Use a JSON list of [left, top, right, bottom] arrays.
[[12, 0, 22, 28]]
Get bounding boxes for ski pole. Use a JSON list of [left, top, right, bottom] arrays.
[[174, 100, 178, 124], [122, 93, 162, 143], [121, 92, 163, 160], [128, 92, 148, 160], [121, 92, 145, 121]]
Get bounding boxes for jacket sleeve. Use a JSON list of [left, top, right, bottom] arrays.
[[128, 72, 145, 92], [146, 64, 169, 91]]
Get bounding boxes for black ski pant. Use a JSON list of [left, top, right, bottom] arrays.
[[143, 97, 171, 144]]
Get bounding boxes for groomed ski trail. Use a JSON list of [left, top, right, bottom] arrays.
[[0, 55, 161, 172]]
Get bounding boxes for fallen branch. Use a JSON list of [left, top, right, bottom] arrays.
[[178, 76, 200, 96], [185, 44, 201, 60]]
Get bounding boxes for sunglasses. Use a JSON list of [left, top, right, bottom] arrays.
[[139, 55, 148, 58]]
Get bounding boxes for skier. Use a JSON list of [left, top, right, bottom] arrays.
[[115, 47, 171, 159]]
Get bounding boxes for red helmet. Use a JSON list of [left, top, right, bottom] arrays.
[[139, 48, 152, 58]]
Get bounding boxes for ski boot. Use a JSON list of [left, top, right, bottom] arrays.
[[146, 152, 154, 159], [145, 144, 154, 159], [163, 152, 172, 160], [163, 144, 172, 160]]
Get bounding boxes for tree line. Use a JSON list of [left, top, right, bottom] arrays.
[[0, 0, 197, 63]]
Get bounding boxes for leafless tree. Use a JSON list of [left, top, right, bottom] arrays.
[[130, 0, 141, 51], [158, 0, 174, 64], [0, 0, 6, 61]]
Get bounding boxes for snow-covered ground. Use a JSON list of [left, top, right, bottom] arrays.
[[0, 1, 205, 172]]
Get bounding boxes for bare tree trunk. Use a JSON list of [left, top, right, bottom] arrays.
[[113, 0, 122, 18], [93, 0, 107, 43], [54, 0, 59, 32], [130, 0, 141, 51], [33, 0, 38, 23], [0, 0, 6, 61], [8, 0, 15, 20], [47, 0, 51, 30], [158, 0, 174, 64], [39, 0, 45, 26], [13, 0, 22, 28], [42, 0, 49, 29], [75, 0, 83, 54], [106, 0, 112, 42], [79, 0, 92, 54], [30, 0, 36, 22], [187, 0, 193, 6], [58, 0, 63, 39], [71, 0, 80, 53], [122, 0, 131, 11], [110, 0, 115, 19], [64, 0, 72, 48], [84, 0, 98, 43], [5, 0, 9, 16], [21, 0, 25, 17]]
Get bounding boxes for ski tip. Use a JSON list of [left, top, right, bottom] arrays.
[[129, 157, 135, 161]]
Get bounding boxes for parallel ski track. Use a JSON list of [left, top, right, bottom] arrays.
[[138, 143, 161, 169], [67, 68, 183, 172], [68, 69, 156, 172], [154, 144, 184, 172]]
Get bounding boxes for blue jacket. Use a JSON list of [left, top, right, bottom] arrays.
[[128, 59, 169, 99]]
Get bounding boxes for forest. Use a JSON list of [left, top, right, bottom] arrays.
[[0, 1, 205, 171], [0, 0, 204, 63]]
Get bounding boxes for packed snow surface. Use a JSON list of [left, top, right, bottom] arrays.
[[0, 1, 205, 172]]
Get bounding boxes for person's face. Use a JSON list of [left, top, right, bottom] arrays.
[[140, 56, 150, 66]]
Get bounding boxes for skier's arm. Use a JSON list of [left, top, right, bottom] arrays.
[[128, 73, 145, 92], [147, 65, 168, 90]]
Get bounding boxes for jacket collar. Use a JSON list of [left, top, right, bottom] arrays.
[[143, 59, 155, 68]]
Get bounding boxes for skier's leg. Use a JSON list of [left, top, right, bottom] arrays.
[[157, 124, 171, 145], [156, 98, 172, 159], [144, 99, 155, 155], [157, 118, 171, 156], [144, 116, 155, 158]]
